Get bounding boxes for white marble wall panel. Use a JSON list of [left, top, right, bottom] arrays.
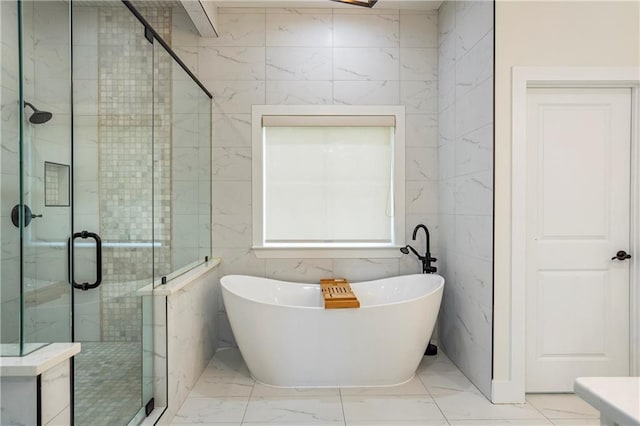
[[334, 48, 399, 81], [406, 181, 438, 215], [266, 13, 332, 47], [265, 258, 333, 283], [1, 1, 20, 90], [162, 267, 219, 423], [400, 48, 438, 81], [211, 113, 252, 147], [207, 80, 265, 114], [437, 0, 494, 399], [201, 13, 265, 47], [399, 12, 439, 48], [455, 76, 492, 137], [438, 52, 456, 111], [211, 181, 251, 216], [455, 0, 493, 60], [407, 147, 439, 182], [401, 81, 438, 113], [266, 81, 332, 105], [455, 123, 493, 176], [405, 114, 438, 148], [171, 7, 200, 48], [332, 258, 400, 282], [266, 47, 331, 81], [0, 376, 37, 426], [212, 147, 251, 181], [211, 214, 252, 248], [199, 47, 265, 81], [333, 80, 400, 105], [214, 248, 266, 278], [438, 179, 456, 215], [454, 215, 493, 262], [333, 13, 399, 48], [41, 360, 70, 425], [454, 170, 493, 216], [455, 30, 493, 100]]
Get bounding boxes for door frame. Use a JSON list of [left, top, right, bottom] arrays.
[[502, 67, 640, 402]]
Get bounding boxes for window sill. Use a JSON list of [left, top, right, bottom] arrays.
[[252, 245, 404, 259]]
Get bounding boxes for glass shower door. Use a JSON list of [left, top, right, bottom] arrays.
[[19, 0, 73, 355], [71, 2, 154, 424]]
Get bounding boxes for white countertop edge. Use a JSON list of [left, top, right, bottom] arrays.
[[574, 377, 640, 426], [137, 258, 221, 296], [0, 342, 81, 377]]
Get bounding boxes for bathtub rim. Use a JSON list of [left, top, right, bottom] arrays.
[[220, 273, 444, 310]]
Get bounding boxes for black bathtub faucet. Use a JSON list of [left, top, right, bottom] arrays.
[[400, 223, 439, 357], [400, 224, 437, 274]]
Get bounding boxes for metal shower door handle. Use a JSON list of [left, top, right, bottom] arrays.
[[70, 231, 103, 290], [611, 250, 632, 261]]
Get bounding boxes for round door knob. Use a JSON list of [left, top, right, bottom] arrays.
[[611, 250, 632, 261]]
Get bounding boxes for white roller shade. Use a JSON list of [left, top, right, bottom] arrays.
[[262, 115, 396, 127], [263, 126, 394, 244]]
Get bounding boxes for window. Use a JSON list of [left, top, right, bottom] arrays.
[[252, 105, 405, 258]]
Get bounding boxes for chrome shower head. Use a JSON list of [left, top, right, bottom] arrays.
[[24, 101, 53, 124]]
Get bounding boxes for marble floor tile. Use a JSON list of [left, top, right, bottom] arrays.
[[189, 373, 255, 398], [345, 422, 448, 426], [171, 424, 241, 426], [341, 395, 445, 424], [243, 396, 344, 424], [171, 397, 249, 424], [526, 394, 600, 419], [431, 390, 547, 421], [170, 349, 606, 426], [550, 420, 601, 425], [448, 420, 553, 425], [340, 377, 429, 396], [205, 348, 251, 377], [252, 383, 340, 397]]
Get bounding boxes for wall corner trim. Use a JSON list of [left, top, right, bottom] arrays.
[[491, 379, 526, 404]]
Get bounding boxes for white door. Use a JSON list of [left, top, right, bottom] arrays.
[[525, 87, 632, 392]]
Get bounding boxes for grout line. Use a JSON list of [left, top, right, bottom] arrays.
[[338, 387, 347, 426], [239, 375, 255, 425]]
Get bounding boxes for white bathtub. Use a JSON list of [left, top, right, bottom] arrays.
[[220, 274, 444, 387]]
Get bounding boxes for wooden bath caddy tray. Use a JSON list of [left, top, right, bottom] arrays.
[[320, 278, 360, 309]]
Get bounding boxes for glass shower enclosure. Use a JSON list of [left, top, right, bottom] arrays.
[[0, 0, 212, 424]]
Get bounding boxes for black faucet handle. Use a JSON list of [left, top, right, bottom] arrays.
[[429, 266, 437, 273], [429, 256, 437, 262]]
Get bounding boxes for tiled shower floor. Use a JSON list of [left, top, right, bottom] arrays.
[[74, 341, 142, 426], [171, 348, 601, 425]]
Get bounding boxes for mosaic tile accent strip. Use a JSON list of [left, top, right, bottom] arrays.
[[74, 341, 142, 426], [97, 6, 172, 342]]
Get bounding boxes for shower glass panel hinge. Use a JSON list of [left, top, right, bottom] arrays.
[[161, 276, 167, 285], [205, 256, 209, 262], [145, 398, 154, 416], [144, 26, 153, 43]]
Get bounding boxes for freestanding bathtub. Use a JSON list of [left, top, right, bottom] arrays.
[[220, 273, 444, 387]]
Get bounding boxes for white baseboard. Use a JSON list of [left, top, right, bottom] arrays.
[[491, 379, 526, 404]]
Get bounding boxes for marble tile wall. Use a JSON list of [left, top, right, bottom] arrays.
[[0, 376, 37, 425], [160, 266, 219, 424], [436, 0, 494, 399], [171, 6, 440, 347]]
